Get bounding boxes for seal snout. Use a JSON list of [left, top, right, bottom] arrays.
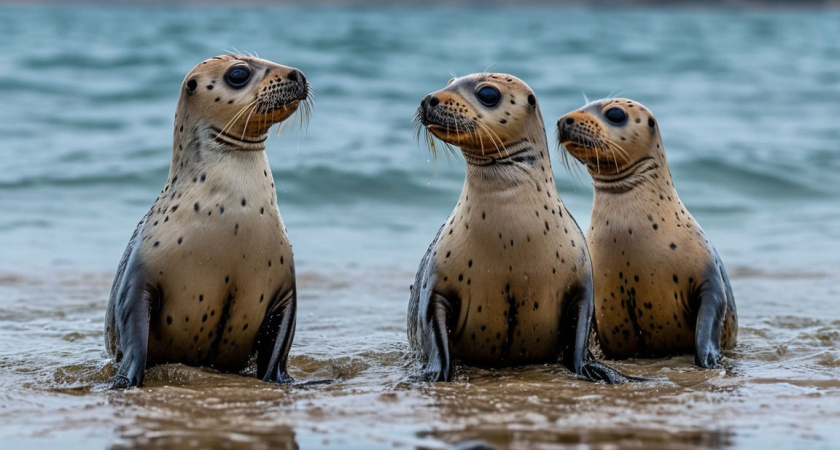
[[557, 116, 576, 145], [418, 94, 440, 125], [287, 69, 304, 85]]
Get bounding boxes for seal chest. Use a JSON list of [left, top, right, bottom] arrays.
[[557, 98, 738, 368], [408, 74, 630, 383], [105, 54, 311, 387]]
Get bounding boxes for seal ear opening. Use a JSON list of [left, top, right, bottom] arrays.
[[186, 78, 197, 94]]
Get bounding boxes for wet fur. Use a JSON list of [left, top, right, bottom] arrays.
[[557, 98, 738, 367], [105, 54, 309, 387], [408, 74, 630, 383]]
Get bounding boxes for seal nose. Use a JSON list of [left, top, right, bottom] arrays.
[[557, 116, 573, 143], [422, 95, 440, 110], [287, 69, 305, 85]]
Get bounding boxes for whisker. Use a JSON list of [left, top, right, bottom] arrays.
[[219, 99, 258, 137], [240, 103, 259, 140]]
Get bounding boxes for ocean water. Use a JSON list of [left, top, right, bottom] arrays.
[[1, 5, 839, 449]]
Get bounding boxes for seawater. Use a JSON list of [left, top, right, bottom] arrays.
[[0, 5, 839, 449]]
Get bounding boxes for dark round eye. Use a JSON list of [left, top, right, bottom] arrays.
[[604, 107, 627, 125], [224, 65, 252, 88], [476, 86, 501, 107]]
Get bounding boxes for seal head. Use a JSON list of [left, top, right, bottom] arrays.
[[178, 54, 310, 150], [557, 98, 663, 192], [418, 74, 540, 164]]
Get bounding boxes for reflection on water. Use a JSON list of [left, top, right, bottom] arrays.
[[1, 269, 839, 449]]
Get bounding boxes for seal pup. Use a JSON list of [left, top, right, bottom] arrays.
[[105, 54, 311, 388], [408, 73, 631, 383], [557, 98, 737, 368]]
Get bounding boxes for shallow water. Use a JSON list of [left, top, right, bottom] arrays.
[[1, 5, 840, 449]]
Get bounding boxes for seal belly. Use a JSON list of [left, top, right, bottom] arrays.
[[590, 213, 714, 358], [451, 288, 561, 364], [142, 202, 294, 369]]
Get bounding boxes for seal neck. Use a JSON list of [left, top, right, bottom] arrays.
[[208, 126, 268, 151], [166, 117, 273, 187], [461, 138, 535, 166], [462, 137, 557, 197], [589, 156, 671, 195]]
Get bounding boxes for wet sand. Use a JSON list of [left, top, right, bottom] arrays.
[[1, 268, 839, 449]]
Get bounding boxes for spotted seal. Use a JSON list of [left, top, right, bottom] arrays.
[[105, 54, 311, 388], [556, 98, 737, 367], [408, 73, 631, 383]]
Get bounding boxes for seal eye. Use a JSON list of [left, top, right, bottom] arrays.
[[224, 65, 252, 89], [604, 107, 628, 125], [476, 86, 501, 107]]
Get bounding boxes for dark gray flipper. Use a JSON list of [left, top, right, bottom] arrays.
[[420, 293, 454, 382], [559, 281, 647, 384], [407, 224, 453, 381], [558, 282, 592, 375], [110, 286, 154, 389], [256, 286, 297, 384], [106, 217, 154, 389], [694, 252, 733, 368]]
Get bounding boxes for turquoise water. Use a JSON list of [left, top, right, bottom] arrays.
[[2, 6, 839, 273], [1, 5, 840, 450]]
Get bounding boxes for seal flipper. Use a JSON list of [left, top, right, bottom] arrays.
[[110, 285, 154, 389], [559, 281, 644, 384], [693, 255, 731, 368], [558, 282, 592, 376], [255, 286, 297, 384], [421, 293, 454, 382], [107, 219, 154, 389]]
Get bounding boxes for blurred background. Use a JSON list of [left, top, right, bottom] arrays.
[[1, 3, 839, 275], [0, 3, 839, 449]]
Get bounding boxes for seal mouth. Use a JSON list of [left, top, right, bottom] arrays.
[[418, 107, 477, 136], [557, 122, 636, 176], [257, 81, 310, 114]]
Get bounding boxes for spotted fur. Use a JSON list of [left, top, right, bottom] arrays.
[[105, 54, 309, 388], [557, 98, 737, 368], [408, 74, 630, 383]]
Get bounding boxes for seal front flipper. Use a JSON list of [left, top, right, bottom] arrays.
[[106, 218, 154, 389], [110, 284, 156, 389], [558, 280, 646, 384], [693, 257, 733, 369], [255, 286, 297, 384], [558, 281, 593, 376], [420, 293, 455, 382]]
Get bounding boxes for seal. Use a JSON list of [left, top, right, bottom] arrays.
[[408, 73, 632, 383], [105, 54, 311, 388], [556, 98, 737, 368]]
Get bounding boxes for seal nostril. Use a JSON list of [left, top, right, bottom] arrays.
[[287, 70, 301, 83], [429, 96, 440, 107], [565, 117, 574, 125]]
